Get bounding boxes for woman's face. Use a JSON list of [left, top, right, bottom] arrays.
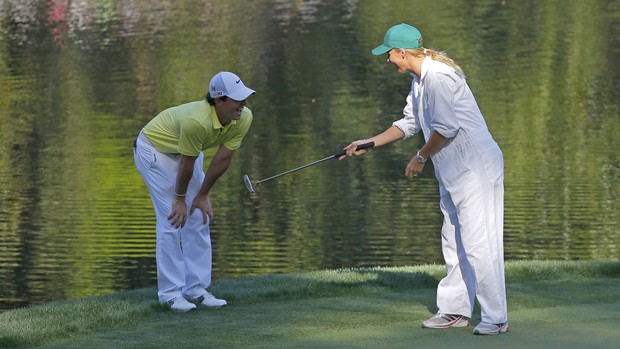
[[386, 49, 409, 73]]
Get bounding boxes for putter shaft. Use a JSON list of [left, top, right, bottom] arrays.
[[244, 141, 374, 192]]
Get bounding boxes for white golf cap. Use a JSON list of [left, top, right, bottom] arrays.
[[209, 72, 256, 101]]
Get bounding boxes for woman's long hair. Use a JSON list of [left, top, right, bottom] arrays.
[[403, 48, 465, 78]]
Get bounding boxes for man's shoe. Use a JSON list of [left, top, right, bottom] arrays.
[[195, 292, 227, 307], [473, 321, 510, 335], [422, 313, 470, 328], [167, 297, 196, 312]]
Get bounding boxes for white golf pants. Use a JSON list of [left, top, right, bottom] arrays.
[[134, 132, 212, 304], [432, 130, 507, 324]]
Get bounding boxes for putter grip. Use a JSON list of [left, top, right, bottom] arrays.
[[334, 141, 375, 158]]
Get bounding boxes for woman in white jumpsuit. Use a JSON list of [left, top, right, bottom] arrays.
[[342, 23, 509, 335]]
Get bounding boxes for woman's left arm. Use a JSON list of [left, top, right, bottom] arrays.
[[405, 131, 448, 178], [405, 71, 459, 178], [418, 131, 448, 159]]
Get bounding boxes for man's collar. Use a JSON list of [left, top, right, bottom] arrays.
[[210, 105, 236, 130]]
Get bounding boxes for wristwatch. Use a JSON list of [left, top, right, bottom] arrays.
[[415, 150, 427, 164]]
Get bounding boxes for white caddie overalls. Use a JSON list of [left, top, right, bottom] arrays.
[[393, 57, 508, 324]]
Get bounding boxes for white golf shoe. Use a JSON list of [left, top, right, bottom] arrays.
[[167, 297, 196, 312], [195, 292, 227, 307]]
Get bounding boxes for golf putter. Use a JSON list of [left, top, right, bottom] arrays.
[[243, 141, 374, 193]]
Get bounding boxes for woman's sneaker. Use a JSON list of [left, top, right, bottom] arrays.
[[473, 321, 510, 335], [422, 313, 470, 328]]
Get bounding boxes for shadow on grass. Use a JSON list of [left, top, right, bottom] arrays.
[[212, 266, 444, 306]]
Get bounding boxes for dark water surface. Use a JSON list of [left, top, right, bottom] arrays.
[[1, 0, 618, 311]]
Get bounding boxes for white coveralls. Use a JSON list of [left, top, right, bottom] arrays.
[[393, 57, 508, 324], [134, 132, 213, 304]]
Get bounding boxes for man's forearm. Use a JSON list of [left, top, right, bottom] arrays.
[[175, 156, 197, 196], [198, 163, 228, 197], [197, 146, 234, 197]]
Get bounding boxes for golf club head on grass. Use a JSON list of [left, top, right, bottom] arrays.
[[243, 174, 255, 193]]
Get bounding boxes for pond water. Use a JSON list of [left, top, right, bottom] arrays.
[[0, 0, 618, 311]]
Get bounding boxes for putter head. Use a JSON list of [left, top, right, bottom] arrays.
[[243, 174, 255, 193]]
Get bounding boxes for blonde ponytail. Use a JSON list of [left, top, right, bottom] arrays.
[[403, 48, 466, 78]]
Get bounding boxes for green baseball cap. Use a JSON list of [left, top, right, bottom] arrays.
[[371, 23, 424, 55]]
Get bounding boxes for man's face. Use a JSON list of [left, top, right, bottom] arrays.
[[215, 97, 247, 125]]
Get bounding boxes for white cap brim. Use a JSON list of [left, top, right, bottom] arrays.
[[227, 86, 256, 101]]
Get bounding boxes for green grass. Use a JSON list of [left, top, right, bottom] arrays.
[[1, 260, 619, 348]]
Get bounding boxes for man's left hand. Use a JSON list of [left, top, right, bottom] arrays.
[[190, 195, 213, 224]]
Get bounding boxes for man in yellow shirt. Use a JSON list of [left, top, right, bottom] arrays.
[[134, 72, 255, 312]]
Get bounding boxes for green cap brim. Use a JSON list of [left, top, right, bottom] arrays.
[[371, 44, 391, 56]]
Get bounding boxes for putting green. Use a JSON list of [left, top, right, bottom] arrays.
[[2, 261, 618, 349]]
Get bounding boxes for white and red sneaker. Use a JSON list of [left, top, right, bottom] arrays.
[[422, 313, 470, 328]]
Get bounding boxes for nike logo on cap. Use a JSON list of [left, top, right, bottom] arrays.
[[236, 79, 240, 83]]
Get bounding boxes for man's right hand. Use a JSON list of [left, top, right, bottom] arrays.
[[168, 197, 188, 228]]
